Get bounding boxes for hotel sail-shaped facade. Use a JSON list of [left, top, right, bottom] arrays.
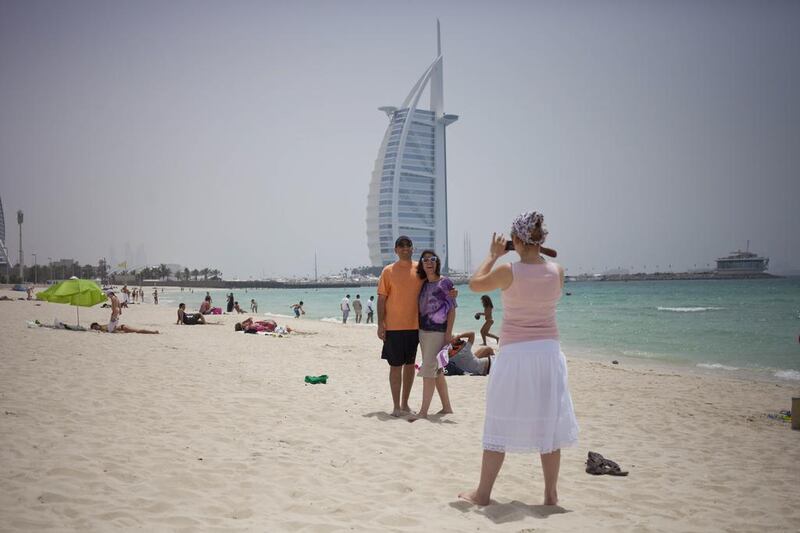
[[366, 23, 458, 270]]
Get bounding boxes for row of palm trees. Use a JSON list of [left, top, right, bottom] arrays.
[[115, 265, 222, 282], [4, 261, 223, 285]]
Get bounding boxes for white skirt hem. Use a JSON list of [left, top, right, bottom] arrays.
[[481, 339, 579, 455]]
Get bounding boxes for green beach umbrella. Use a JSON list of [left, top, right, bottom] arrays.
[[36, 277, 107, 326]]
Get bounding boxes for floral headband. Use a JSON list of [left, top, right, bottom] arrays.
[[511, 211, 548, 245]]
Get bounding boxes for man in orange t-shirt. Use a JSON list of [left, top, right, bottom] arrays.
[[377, 235, 424, 417]]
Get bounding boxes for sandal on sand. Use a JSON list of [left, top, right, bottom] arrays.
[[586, 451, 629, 476]]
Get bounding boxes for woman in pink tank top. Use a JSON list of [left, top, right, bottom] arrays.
[[459, 211, 579, 508]]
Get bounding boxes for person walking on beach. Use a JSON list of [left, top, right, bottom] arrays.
[[353, 294, 363, 323], [226, 293, 234, 313], [475, 295, 500, 345], [152, 288, 158, 305], [459, 211, 578, 507], [365, 296, 375, 323], [409, 250, 456, 421], [377, 236, 423, 417], [107, 290, 121, 332], [341, 294, 351, 324]]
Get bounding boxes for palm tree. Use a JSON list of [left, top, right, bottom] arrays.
[[81, 264, 93, 279], [184, 267, 190, 281], [191, 268, 199, 281], [97, 259, 109, 283], [201, 268, 210, 281]]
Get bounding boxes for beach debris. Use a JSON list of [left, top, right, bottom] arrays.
[[304, 375, 328, 385], [586, 451, 629, 476], [766, 410, 792, 422], [612, 360, 619, 365]]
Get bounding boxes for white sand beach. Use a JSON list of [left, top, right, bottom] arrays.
[[1, 289, 798, 532]]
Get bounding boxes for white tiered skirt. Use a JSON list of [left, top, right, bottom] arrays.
[[482, 339, 579, 454]]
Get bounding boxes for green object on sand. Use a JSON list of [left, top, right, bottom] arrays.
[[36, 278, 107, 327], [304, 375, 328, 384]]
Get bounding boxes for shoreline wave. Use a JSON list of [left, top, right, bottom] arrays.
[[657, 306, 725, 313]]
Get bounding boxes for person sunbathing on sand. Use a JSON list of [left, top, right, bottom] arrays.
[[90, 322, 159, 334], [447, 332, 496, 375], [33, 319, 85, 331], [234, 318, 295, 334], [176, 303, 207, 325]]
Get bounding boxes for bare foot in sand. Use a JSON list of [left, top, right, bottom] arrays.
[[437, 408, 453, 415], [407, 413, 427, 422], [391, 407, 412, 417], [458, 490, 490, 506], [544, 490, 558, 506]]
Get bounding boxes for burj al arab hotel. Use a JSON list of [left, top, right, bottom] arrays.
[[366, 22, 458, 271]]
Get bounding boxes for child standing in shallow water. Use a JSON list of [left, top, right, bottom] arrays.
[[290, 301, 305, 318], [475, 295, 500, 345]]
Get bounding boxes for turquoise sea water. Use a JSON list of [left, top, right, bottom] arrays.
[[156, 278, 800, 381]]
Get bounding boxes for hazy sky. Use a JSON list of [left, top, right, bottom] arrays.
[[1, 0, 798, 278]]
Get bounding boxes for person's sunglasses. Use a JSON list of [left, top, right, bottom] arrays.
[[421, 256, 439, 263]]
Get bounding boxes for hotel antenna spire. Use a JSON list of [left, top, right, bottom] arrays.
[[437, 18, 441, 57]]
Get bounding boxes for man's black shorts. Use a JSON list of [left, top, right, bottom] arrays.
[[381, 330, 419, 367]]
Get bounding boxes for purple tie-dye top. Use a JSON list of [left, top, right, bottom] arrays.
[[418, 277, 457, 332]]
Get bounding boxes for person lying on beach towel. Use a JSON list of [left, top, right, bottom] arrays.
[[30, 319, 86, 331], [90, 322, 159, 334], [235, 318, 294, 334], [176, 303, 207, 325], [447, 332, 496, 375]]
